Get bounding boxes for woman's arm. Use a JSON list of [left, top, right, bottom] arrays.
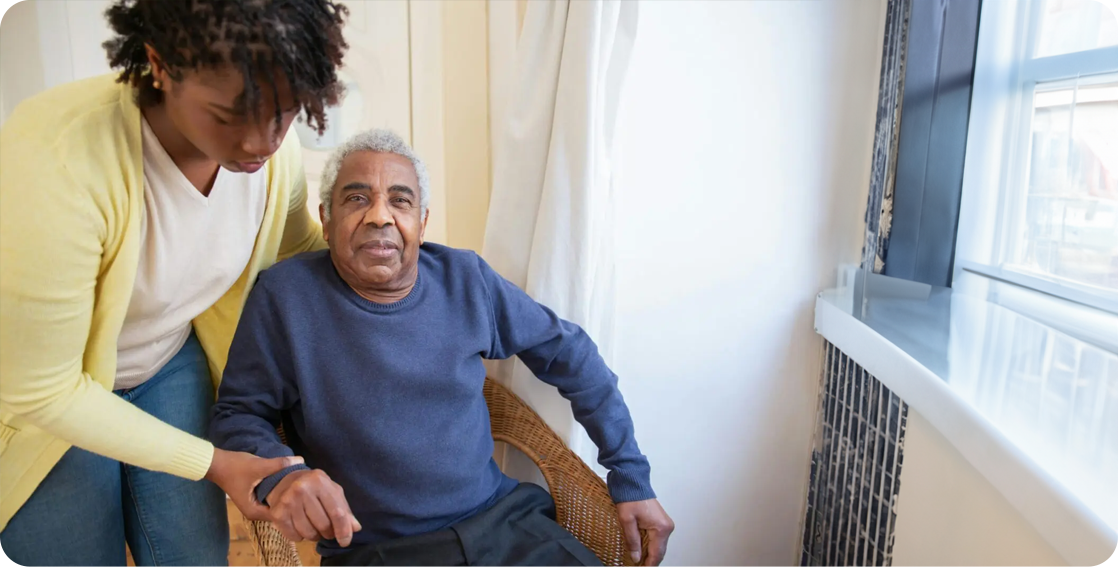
[[0, 134, 213, 480]]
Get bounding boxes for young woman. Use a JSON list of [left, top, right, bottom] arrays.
[[0, 1, 349, 564]]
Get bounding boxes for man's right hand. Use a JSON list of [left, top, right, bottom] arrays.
[[267, 468, 362, 547], [206, 448, 304, 522]]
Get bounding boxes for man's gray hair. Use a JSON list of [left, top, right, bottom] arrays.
[[319, 128, 430, 219]]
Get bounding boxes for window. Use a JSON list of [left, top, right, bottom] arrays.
[[1014, 77, 1117, 291], [1035, 0, 1118, 58], [956, 0, 1118, 319]]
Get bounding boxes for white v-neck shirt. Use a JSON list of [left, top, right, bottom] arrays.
[[114, 118, 267, 389]]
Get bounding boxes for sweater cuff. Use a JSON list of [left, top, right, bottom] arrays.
[[168, 438, 215, 481], [255, 464, 311, 505], [607, 466, 657, 503]]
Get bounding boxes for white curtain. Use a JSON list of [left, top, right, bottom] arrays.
[[482, 0, 638, 477]]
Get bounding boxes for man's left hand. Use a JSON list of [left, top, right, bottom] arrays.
[[616, 499, 674, 566]]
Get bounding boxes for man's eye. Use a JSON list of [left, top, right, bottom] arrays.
[[392, 197, 411, 205], [346, 195, 366, 203]]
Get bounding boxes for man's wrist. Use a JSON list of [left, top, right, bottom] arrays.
[[255, 463, 312, 505], [608, 467, 657, 503]]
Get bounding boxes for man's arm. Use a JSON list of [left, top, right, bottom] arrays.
[[476, 255, 653, 501], [210, 274, 312, 505], [475, 255, 674, 564], [209, 274, 359, 546]]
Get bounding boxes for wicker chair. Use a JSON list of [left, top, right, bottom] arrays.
[[244, 377, 648, 566]]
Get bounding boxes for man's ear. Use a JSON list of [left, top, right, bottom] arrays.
[[319, 203, 330, 243], [419, 208, 429, 244]]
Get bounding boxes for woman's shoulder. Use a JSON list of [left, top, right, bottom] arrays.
[[1, 74, 141, 223], [3, 73, 135, 151]]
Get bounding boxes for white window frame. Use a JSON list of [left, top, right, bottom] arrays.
[[955, 0, 1118, 324]]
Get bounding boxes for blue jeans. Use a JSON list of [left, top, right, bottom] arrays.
[[0, 332, 229, 566]]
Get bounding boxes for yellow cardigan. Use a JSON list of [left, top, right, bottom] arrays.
[[0, 74, 325, 529]]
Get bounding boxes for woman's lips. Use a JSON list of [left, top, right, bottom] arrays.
[[236, 161, 265, 173]]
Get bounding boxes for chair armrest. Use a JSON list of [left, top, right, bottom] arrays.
[[485, 377, 650, 566], [244, 517, 302, 566]]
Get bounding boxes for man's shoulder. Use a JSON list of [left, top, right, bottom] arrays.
[[419, 242, 484, 274], [256, 250, 333, 294]]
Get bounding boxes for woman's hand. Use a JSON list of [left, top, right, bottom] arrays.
[[205, 447, 304, 521]]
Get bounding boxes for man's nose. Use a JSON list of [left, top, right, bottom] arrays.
[[363, 195, 394, 228]]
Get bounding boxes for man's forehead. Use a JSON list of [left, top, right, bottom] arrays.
[[340, 151, 418, 178]]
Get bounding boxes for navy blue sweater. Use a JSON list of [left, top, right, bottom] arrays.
[[209, 244, 654, 555]]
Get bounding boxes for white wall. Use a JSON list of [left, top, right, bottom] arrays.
[[0, 1, 44, 125], [0, 0, 112, 124], [611, 1, 886, 564], [892, 410, 1067, 566], [32, 0, 112, 86]]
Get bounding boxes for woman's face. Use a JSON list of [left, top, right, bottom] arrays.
[[150, 53, 301, 173]]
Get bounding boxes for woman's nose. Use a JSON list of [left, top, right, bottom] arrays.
[[242, 124, 282, 158]]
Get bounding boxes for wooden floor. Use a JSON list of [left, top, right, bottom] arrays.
[[125, 499, 320, 566]]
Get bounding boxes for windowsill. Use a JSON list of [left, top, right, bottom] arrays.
[[814, 271, 1118, 566]]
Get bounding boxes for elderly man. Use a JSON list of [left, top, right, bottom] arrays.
[[209, 129, 673, 566]]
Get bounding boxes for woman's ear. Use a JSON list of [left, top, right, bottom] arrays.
[[144, 44, 169, 89]]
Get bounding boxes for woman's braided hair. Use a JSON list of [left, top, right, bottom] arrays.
[[103, 0, 348, 134]]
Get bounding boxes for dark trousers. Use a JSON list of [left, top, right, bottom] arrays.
[[321, 483, 603, 566]]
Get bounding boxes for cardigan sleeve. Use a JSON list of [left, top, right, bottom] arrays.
[[0, 120, 213, 481]]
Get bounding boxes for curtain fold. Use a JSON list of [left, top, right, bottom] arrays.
[[482, 0, 638, 476]]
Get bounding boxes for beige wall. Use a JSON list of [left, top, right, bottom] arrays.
[[441, 0, 491, 253], [891, 410, 1067, 566], [407, 0, 492, 252]]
